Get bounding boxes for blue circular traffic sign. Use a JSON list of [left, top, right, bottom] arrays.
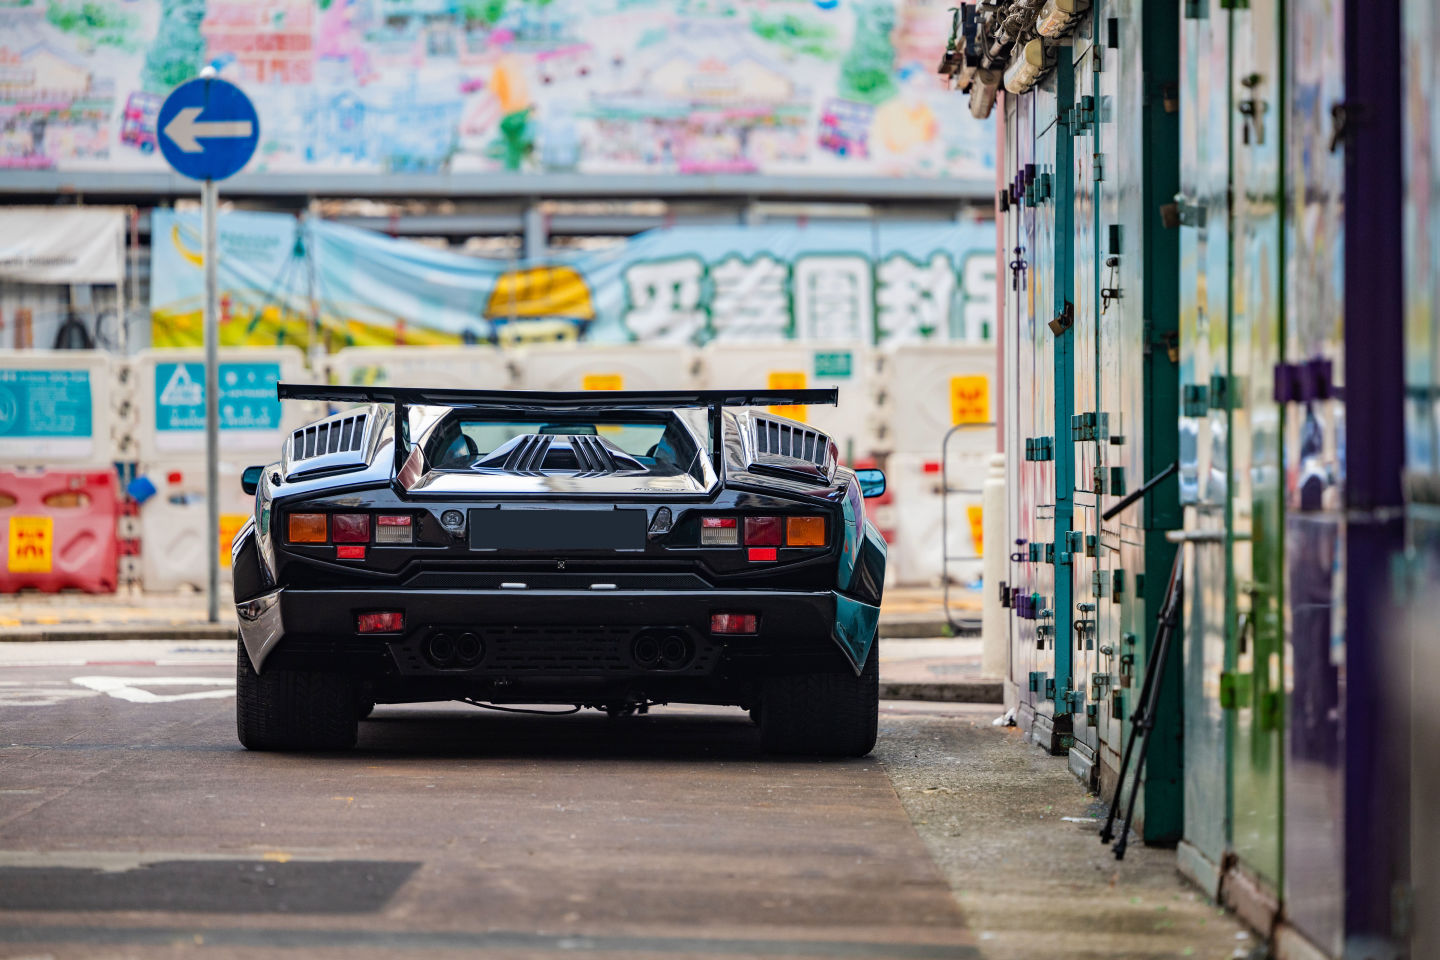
[[157, 77, 259, 181]]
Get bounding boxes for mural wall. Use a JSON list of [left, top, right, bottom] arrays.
[[1, 0, 994, 180], [149, 210, 997, 348]]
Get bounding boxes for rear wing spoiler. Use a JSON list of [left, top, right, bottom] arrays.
[[275, 383, 839, 474]]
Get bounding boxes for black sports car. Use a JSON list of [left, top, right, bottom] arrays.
[[232, 385, 888, 755]]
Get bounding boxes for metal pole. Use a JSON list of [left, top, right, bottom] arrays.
[[203, 178, 220, 623]]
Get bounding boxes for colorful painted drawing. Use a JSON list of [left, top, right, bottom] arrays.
[[0, 0, 993, 180]]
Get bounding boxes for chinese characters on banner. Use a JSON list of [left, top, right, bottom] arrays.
[[150, 213, 997, 349]]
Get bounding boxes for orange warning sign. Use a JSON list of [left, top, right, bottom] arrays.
[[949, 375, 990, 425], [967, 504, 984, 555], [582, 373, 624, 391], [7, 516, 53, 574], [220, 514, 247, 569], [767, 371, 808, 423]]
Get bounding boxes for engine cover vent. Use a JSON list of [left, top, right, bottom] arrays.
[[474, 434, 648, 476]]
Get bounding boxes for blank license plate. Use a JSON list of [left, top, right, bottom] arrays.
[[469, 508, 646, 551]]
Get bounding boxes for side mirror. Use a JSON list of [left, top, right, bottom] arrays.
[[856, 468, 886, 499], [241, 465, 265, 496]]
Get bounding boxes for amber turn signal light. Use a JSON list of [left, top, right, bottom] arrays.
[[288, 513, 327, 543], [786, 517, 826, 547]]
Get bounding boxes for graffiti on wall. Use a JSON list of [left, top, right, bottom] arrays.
[[1, 0, 994, 179], [148, 211, 997, 348]]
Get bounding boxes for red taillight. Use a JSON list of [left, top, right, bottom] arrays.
[[743, 516, 781, 546], [747, 547, 777, 562], [332, 513, 370, 543], [337, 544, 366, 560], [376, 514, 412, 544], [357, 611, 403, 633], [700, 516, 738, 546], [711, 613, 758, 635]]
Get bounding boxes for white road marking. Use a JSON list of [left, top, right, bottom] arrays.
[[0, 681, 101, 707], [70, 676, 234, 704]]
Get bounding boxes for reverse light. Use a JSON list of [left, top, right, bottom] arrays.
[[700, 516, 739, 546], [743, 516, 782, 546], [357, 611, 403, 633], [711, 613, 758, 635], [786, 517, 826, 547], [376, 514, 413, 544], [332, 513, 370, 543], [288, 513, 327, 543]]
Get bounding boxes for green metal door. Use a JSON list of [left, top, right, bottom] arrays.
[[1177, 0, 1233, 895], [1227, 0, 1286, 893], [1069, 22, 1104, 781]]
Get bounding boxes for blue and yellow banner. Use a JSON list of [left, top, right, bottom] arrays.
[[150, 210, 997, 350]]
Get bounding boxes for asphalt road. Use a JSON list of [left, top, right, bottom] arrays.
[[0, 641, 977, 960]]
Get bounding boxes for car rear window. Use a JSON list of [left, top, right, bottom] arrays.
[[426, 414, 699, 475]]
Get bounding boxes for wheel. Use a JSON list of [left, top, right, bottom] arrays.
[[760, 636, 878, 757], [236, 639, 359, 751]]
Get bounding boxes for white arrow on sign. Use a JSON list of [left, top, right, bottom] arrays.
[[163, 106, 254, 153]]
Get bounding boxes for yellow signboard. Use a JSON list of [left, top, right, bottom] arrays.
[[949, 375, 990, 425], [967, 504, 984, 555], [219, 514, 248, 569], [767, 371, 808, 423], [582, 373, 624, 391], [7, 516, 53, 573]]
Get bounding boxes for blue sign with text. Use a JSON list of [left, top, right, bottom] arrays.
[[154, 362, 281, 432], [158, 78, 260, 181], [0, 369, 93, 438]]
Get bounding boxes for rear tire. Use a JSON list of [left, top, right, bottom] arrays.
[[760, 637, 879, 757], [236, 639, 359, 751]]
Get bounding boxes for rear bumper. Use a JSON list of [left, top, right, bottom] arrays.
[[237, 586, 873, 681]]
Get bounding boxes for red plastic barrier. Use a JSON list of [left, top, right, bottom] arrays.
[[0, 469, 119, 593]]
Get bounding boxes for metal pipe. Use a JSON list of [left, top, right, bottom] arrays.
[[203, 177, 220, 624]]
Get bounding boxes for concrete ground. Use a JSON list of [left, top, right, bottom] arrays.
[[0, 639, 1246, 959]]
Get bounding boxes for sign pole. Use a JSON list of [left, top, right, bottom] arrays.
[[203, 176, 220, 623], [156, 70, 257, 625]]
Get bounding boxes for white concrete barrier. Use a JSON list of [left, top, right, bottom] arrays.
[[328, 345, 517, 391], [131, 347, 314, 462], [878, 342, 997, 457], [518, 344, 699, 392], [699, 342, 880, 461], [886, 451, 987, 588], [135, 458, 253, 591], [0, 349, 117, 467]]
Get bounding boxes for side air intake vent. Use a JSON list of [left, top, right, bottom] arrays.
[[748, 415, 837, 485], [292, 412, 368, 461], [282, 405, 381, 480], [752, 417, 827, 467]]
